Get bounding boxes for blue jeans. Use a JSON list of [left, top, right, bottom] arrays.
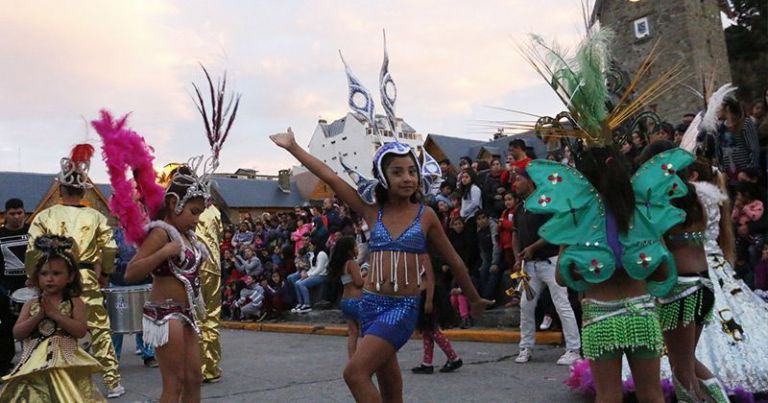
[[112, 332, 154, 361], [478, 255, 500, 300], [295, 275, 327, 306]]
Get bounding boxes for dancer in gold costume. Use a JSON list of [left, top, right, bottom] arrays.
[[25, 144, 125, 399], [2, 235, 105, 402], [197, 204, 223, 383]]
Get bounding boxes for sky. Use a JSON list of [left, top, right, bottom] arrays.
[[0, 1, 621, 182]]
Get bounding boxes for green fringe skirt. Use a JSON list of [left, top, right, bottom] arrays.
[[581, 295, 664, 360], [656, 276, 714, 332]]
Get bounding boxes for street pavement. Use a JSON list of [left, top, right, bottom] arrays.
[[109, 329, 587, 402]]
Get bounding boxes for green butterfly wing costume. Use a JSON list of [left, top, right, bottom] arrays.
[[523, 148, 694, 297]]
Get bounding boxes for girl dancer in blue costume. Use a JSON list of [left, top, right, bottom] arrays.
[[271, 33, 489, 403]]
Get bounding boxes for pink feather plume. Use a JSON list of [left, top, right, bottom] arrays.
[[91, 110, 165, 245]]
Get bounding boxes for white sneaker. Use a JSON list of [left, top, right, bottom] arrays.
[[134, 348, 142, 355], [539, 315, 553, 330], [556, 350, 581, 366], [299, 305, 312, 313], [107, 383, 126, 399], [515, 348, 532, 364]]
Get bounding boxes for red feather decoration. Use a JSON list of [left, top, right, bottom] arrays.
[[70, 143, 95, 163]]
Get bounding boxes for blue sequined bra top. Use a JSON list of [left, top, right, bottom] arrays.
[[369, 204, 427, 254]]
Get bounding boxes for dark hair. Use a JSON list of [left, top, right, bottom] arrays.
[[637, 140, 705, 227], [738, 167, 762, 181], [660, 122, 674, 140], [722, 98, 745, 134], [476, 160, 490, 171], [327, 236, 356, 282], [439, 158, 451, 165], [60, 184, 85, 198], [4, 198, 23, 212], [32, 249, 83, 299], [373, 153, 422, 205], [690, 157, 715, 183], [509, 139, 526, 150], [476, 209, 488, 219], [735, 181, 763, 203], [439, 182, 453, 191], [155, 166, 203, 220], [575, 146, 635, 233], [460, 168, 479, 200]]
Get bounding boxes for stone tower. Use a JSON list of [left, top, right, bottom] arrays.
[[593, 0, 732, 123]]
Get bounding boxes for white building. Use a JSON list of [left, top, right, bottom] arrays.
[[299, 112, 424, 187]]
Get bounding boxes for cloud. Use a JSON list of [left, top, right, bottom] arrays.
[[0, 0, 584, 182]]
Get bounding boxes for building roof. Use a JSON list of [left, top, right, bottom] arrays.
[[320, 113, 417, 138], [424, 134, 485, 164], [212, 176, 307, 208], [0, 171, 58, 211], [481, 132, 548, 159]]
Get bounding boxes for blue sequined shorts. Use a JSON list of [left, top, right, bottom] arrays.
[[359, 290, 420, 350], [340, 297, 362, 321]]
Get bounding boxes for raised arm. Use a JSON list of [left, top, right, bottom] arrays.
[[270, 128, 376, 219]]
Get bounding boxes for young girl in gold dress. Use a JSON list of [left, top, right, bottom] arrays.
[[0, 235, 104, 402]]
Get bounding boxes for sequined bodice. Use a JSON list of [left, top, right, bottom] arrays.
[[153, 246, 201, 297], [369, 204, 427, 254]]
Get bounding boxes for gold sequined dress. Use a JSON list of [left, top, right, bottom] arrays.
[[25, 204, 121, 390], [0, 299, 105, 402]]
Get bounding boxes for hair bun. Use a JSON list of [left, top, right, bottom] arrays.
[[34, 235, 75, 255]]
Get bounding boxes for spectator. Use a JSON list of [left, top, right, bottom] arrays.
[[231, 222, 254, 251], [0, 198, 30, 375], [291, 216, 312, 256], [233, 275, 265, 321], [222, 249, 241, 284], [439, 159, 457, 191], [291, 240, 329, 313], [475, 210, 502, 301], [482, 157, 506, 218], [220, 228, 234, 255], [512, 169, 581, 365], [323, 198, 341, 231], [717, 98, 760, 181], [508, 139, 532, 173], [262, 271, 293, 319], [498, 192, 518, 276], [222, 280, 245, 320], [235, 246, 263, 277]]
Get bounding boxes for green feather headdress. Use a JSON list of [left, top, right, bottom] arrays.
[[515, 25, 685, 147]]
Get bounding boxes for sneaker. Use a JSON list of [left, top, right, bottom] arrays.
[[143, 357, 159, 368], [539, 315, 553, 330], [257, 312, 268, 322], [515, 348, 532, 364], [134, 348, 142, 355], [460, 317, 471, 329], [439, 358, 463, 373], [298, 305, 312, 313], [411, 364, 434, 374], [556, 350, 581, 366], [290, 306, 301, 313], [106, 384, 126, 399]]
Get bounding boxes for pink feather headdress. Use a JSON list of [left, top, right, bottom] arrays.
[[92, 110, 165, 245]]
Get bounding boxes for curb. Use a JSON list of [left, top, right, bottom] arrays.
[[221, 321, 564, 345]]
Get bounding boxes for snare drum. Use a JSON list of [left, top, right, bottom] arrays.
[[102, 285, 151, 334], [10, 287, 38, 316]]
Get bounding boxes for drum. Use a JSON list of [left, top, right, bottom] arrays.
[[10, 287, 38, 316], [102, 285, 151, 334]]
